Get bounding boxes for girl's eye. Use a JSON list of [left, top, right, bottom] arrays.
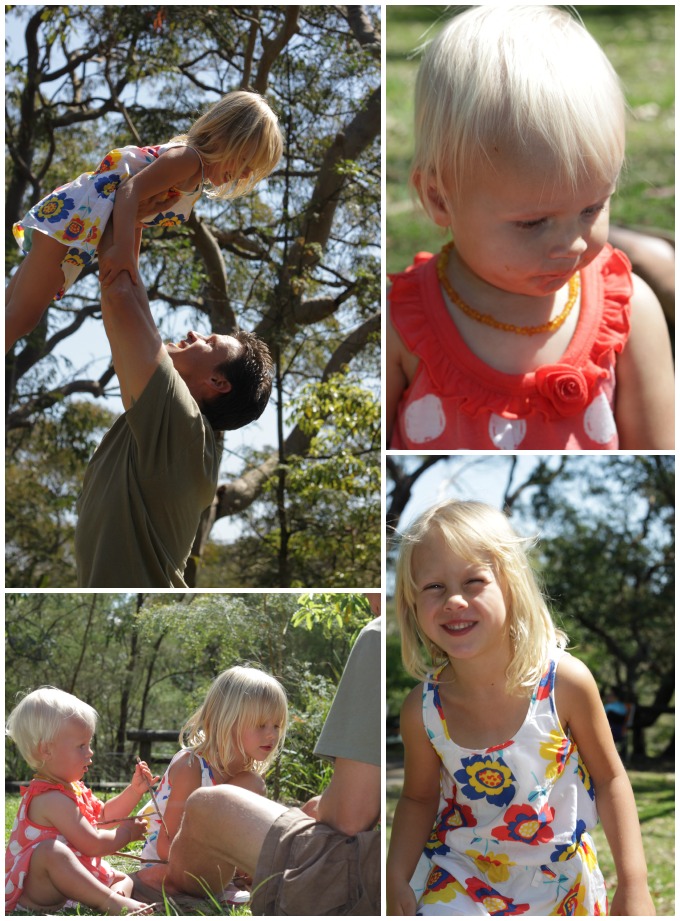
[[582, 203, 606, 219], [515, 217, 546, 231]]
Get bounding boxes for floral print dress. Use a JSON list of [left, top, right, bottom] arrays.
[[414, 652, 608, 915], [137, 749, 216, 865], [13, 143, 203, 300]]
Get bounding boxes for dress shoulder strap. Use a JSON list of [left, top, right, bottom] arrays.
[[527, 648, 565, 720], [185, 145, 205, 185], [157, 142, 205, 189]]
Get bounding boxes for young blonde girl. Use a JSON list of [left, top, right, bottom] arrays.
[[387, 500, 655, 916], [6, 89, 283, 352], [386, 5, 674, 450], [5, 687, 155, 916], [133, 665, 287, 901]]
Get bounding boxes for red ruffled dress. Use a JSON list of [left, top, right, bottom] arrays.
[[389, 244, 632, 450], [5, 779, 116, 913]]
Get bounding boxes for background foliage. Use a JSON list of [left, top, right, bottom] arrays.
[[5, 5, 381, 588]]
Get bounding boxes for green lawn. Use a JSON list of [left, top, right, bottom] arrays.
[[386, 5, 675, 275], [5, 791, 249, 916], [386, 767, 675, 915]]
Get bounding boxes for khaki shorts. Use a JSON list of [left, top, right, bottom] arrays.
[[251, 807, 380, 916]]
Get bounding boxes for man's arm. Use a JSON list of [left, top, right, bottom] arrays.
[[311, 757, 380, 836], [98, 222, 165, 410]]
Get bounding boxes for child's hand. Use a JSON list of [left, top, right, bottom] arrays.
[[610, 885, 656, 916], [131, 759, 160, 794], [386, 880, 418, 916], [136, 188, 181, 225], [123, 816, 150, 844], [99, 244, 139, 287], [300, 794, 321, 821]]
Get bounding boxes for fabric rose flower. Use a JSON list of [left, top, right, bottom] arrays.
[[535, 364, 591, 416]]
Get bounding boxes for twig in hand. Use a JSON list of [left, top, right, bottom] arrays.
[[96, 812, 161, 826], [136, 755, 170, 839], [112, 851, 168, 864]]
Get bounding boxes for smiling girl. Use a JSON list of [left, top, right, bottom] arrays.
[[386, 5, 674, 450], [387, 500, 655, 916]]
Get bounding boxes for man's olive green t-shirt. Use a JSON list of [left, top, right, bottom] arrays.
[[314, 617, 381, 766], [75, 351, 220, 588]]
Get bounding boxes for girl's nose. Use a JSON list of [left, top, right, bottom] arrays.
[[445, 591, 468, 609], [549, 226, 589, 260]]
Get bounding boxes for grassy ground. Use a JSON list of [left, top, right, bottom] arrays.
[[5, 792, 250, 916], [386, 5, 675, 274], [386, 764, 675, 915]]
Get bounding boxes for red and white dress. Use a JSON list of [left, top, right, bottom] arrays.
[[389, 244, 632, 450], [5, 778, 116, 912]]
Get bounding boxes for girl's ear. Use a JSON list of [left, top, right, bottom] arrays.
[[413, 170, 452, 228], [36, 739, 52, 762]]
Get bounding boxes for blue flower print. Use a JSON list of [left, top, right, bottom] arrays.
[[550, 819, 587, 863], [94, 173, 122, 198], [34, 191, 76, 224], [454, 753, 516, 807]]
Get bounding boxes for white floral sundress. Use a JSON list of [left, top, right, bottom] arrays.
[[413, 651, 608, 915], [137, 749, 216, 866], [13, 143, 203, 300]]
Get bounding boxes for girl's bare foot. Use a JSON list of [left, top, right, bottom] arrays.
[[101, 891, 153, 915]]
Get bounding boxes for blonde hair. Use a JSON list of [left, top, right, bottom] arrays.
[[411, 5, 626, 218], [5, 687, 98, 772], [171, 90, 283, 200], [395, 500, 567, 694], [179, 666, 288, 776]]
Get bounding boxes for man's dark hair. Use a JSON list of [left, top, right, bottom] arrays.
[[201, 330, 274, 432]]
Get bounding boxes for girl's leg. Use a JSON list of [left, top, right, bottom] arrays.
[[5, 232, 68, 354], [19, 838, 152, 916]]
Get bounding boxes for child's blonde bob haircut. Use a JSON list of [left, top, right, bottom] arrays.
[[395, 500, 567, 694], [411, 5, 626, 218], [179, 665, 288, 776], [172, 90, 283, 200], [6, 687, 98, 772]]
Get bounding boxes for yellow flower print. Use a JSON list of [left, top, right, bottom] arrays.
[[539, 729, 573, 781], [465, 849, 515, 884], [94, 149, 123, 174], [421, 865, 466, 905], [550, 873, 589, 915]]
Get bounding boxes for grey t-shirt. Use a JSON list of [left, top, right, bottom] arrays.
[[75, 351, 220, 588], [314, 617, 381, 766]]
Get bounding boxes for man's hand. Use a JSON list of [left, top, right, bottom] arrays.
[[99, 242, 139, 287]]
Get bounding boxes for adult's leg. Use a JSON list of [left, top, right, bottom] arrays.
[[166, 786, 288, 896], [19, 838, 151, 915], [5, 233, 68, 353]]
